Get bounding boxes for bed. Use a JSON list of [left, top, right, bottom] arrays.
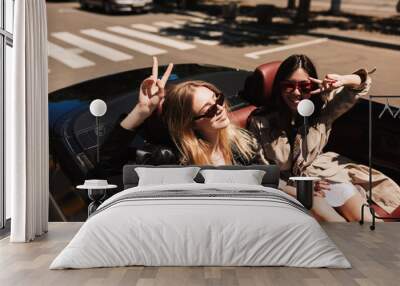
[[50, 165, 351, 269]]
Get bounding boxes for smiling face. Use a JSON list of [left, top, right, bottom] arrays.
[[191, 86, 230, 133], [280, 68, 313, 112]]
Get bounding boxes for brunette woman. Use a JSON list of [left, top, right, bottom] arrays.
[[248, 54, 400, 222]]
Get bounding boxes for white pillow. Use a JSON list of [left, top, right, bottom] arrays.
[[135, 167, 200, 186], [200, 169, 266, 185]]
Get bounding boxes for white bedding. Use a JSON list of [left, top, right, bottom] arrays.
[[50, 183, 351, 269]]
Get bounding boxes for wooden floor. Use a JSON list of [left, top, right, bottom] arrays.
[[0, 222, 399, 286]]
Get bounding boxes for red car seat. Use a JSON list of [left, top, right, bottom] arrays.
[[241, 61, 281, 108], [229, 61, 282, 128]]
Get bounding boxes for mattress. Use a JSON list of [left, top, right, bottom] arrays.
[[50, 183, 351, 269]]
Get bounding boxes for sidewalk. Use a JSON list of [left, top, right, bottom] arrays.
[[203, 0, 399, 17], [187, 0, 400, 51]]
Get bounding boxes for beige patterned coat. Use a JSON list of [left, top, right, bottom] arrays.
[[248, 69, 400, 214]]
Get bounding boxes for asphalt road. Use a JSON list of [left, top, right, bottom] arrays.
[[47, 1, 400, 105]]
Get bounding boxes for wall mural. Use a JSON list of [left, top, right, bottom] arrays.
[[48, 61, 400, 223], [46, 2, 400, 224]]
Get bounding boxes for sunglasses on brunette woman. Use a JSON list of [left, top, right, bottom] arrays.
[[193, 93, 225, 121], [280, 80, 313, 94]]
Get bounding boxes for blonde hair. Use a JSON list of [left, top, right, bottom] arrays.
[[162, 80, 255, 165]]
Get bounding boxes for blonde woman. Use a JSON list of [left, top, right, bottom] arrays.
[[161, 80, 260, 165], [88, 57, 265, 178]]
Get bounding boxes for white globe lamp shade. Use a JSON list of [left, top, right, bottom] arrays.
[[89, 99, 107, 117], [297, 99, 315, 117]]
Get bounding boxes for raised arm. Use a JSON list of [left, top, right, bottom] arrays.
[[310, 68, 375, 127], [121, 57, 174, 130], [86, 57, 174, 178]]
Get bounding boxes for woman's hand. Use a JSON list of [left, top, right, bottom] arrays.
[[314, 179, 331, 197], [136, 57, 174, 117], [309, 73, 362, 95], [120, 57, 173, 130]]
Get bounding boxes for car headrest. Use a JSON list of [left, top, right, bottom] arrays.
[[241, 61, 281, 107], [229, 105, 257, 128]]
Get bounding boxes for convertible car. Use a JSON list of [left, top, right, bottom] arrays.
[[48, 62, 400, 222]]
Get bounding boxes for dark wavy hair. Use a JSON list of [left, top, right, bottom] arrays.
[[271, 54, 323, 125]]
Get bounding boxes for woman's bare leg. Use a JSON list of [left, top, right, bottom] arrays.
[[281, 184, 346, 222], [337, 192, 375, 222], [311, 196, 346, 222]]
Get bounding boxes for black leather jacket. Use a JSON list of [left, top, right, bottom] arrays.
[[86, 114, 264, 179]]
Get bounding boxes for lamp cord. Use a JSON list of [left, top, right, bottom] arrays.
[[303, 116, 308, 158], [96, 117, 100, 164]]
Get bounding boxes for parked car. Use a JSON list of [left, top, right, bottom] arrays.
[[48, 63, 400, 222], [79, 0, 153, 14]]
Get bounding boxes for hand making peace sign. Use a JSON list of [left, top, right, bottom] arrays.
[[308, 71, 368, 95], [308, 74, 346, 95], [137, 57, 174, 117], [120, 57, 174, 131]]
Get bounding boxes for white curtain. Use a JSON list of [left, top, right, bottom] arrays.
[[7, 0, 49, 242]]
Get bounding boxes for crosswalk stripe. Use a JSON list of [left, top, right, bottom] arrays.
[[192, 38, 219, 46], [188, 18, 219, 25], [175, 20, 222, 37], [132, 23, 217, 46], [131, 23, 159, 33], [108, 26, 196, 50], [190, 18, 206, 23], [81, 29, 167, 56], [169, 19, 244, 42], [244, 38, 329, 59], [190, 21, 256, 42], [152, 21, 219, 46], [48, 41, 95, 69], [52, 32, 133, 62], [173, 20, 187, 25], [178, 18, 266, 43], [153, 21, 181, 29]]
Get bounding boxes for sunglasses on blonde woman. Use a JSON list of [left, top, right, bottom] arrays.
[[193, 93, 225, 121]]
